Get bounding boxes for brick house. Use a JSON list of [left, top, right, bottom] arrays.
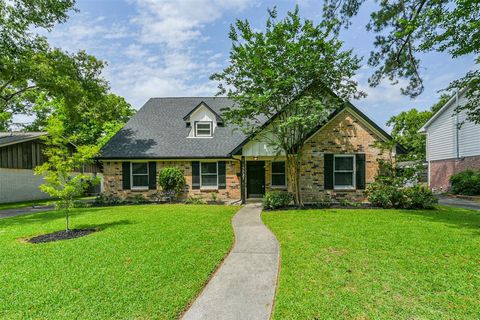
[[98, 96, 402, 203], [419, 88, 480, 192]]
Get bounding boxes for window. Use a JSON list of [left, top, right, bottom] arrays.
[[195, 121, 212, 137], [201, 162, 218, 188], [271, 161, 286, 187], [334, 155, 355, 189], [131, 162, 149, 189]]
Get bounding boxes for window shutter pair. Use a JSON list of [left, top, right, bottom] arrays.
[[323, 154, 366, 190], [122, 161, 157, 190], [191, 161, 226, 189]]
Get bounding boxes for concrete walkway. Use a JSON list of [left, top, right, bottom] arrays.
[[438, 196, 480, 211], [182, 204, 279, 320], [0, 205, 54, 219]]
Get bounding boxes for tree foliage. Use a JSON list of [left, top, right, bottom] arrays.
[[0, 0, 134, 144], [323, 0, 480, 122], [35, 116, 99, 231], [387, 94, 449, 160], [212, 7, 363, 205]]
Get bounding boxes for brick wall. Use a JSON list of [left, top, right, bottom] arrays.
[[299, 109, 390, 202], [103, 160, 241, 201], [429, 155, 480, 192]]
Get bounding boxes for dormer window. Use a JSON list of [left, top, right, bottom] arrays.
[[195, 121, 212, 137]]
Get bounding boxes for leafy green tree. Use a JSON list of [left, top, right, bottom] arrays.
[[323, 0, 480, 123], [35, 117, 99, 231], [211, 7, 363, 205], [0, 0, 134, 144], [387, 94, 450, 160]]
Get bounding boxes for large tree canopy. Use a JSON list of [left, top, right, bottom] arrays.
[[387, 94, 450, 160], [0, 0, 134, 145], [323, 0, 480, 123], [212, 7, 363, 205]]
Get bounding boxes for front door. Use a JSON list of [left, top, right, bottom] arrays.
[[247, 161, 265, 198]]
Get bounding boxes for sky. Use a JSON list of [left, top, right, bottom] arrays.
[[40, 0, 476, 131]]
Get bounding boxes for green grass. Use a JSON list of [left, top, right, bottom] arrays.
[[263, 206, 480, 319], [0, 204, 238, 319]]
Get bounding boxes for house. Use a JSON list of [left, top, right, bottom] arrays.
[[0, 132, 101, 203], [0, 132, 51, 203], [98, 95, 401, 203], [420, 89, 480, 191]]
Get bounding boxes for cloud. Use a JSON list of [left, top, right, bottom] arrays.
[[131, 0, 256, 48], [42, 0, 258, 109]]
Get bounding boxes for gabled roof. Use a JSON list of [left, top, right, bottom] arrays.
[[229, 87, 404, 155], [182, 101, 223, 123], [419, 88, 467, 132], [99, 97, 247, 159], [0, 132, 47, 148]]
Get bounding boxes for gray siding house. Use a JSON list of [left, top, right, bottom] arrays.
[[420, 89, 480, 191]]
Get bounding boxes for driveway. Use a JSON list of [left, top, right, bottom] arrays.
[[0, 205, 54, 219], [438, 196, 480, 211]]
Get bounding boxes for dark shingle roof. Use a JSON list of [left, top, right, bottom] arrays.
[[99, 97, 247, 159], [0, 132, 46, 147]]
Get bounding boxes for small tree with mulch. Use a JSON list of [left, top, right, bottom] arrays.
[[35, 117, 99, 232]]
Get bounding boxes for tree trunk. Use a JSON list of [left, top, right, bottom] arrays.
[[65, 207, 70, 232], [286, 152, 303, 207]]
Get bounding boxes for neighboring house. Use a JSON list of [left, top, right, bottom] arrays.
[[420, 89, 480, 192], [98, 96, 402, 203], [0, 132, 101, 203], [0, 132, 51, 203]]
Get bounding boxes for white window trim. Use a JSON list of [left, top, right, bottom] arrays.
[[131, 162, 149, 190], [195, 121, 213, 137], [333, 154, 356, 190], [200, 161, 218, 190], [271, 161, 287, 188]]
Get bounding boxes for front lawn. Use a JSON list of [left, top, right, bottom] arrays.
[[263, 207, 480, 319], [0, 204, 238, 319]]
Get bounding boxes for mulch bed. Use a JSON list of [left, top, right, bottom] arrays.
[[28, 228, 98, 244]]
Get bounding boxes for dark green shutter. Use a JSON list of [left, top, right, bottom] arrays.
[[324, 154, 334, 190], [218, 161, 226, 189], [356, 154, 366, 190], [148, 162, 157, 190], [122, 162, 131, 190], [192, 161, 200, 189]]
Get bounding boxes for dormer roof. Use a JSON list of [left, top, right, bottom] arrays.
[[182, 101, 223, 123]]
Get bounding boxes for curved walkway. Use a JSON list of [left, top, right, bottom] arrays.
[[182, 204, 280, 320]]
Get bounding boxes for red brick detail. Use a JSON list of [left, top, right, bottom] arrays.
[[429, 155, 480, 192]]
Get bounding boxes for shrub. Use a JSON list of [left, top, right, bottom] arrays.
[[184, 196, 206, 204], [450, 170, 480, 195], [158, 167, 186, 200], [124, 194, 149, 204], [402, 185, 437, 209], [263, 191, 293, 210], [367, 183, 437, 209], [94, 193, 122, 206]]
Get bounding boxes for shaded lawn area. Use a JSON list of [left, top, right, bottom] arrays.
[[0, 204, 238, 319], [263, 206, 480, 319]]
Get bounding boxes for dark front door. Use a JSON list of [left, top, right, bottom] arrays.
[[247, 161, 265, 198]]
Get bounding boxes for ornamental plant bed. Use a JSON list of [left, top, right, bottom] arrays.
[[28, 228, 98, 244]]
